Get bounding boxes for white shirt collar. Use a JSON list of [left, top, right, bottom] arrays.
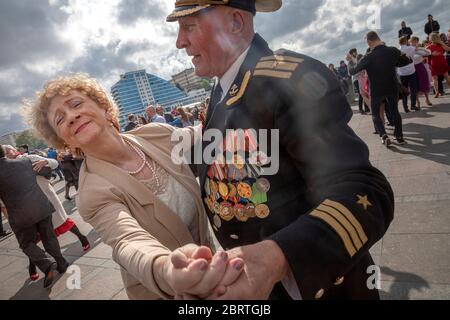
[[218, 46, 251, 101]]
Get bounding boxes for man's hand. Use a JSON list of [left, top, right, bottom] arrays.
[[32, 160, 49, 172], [209, 240, 289, 300]]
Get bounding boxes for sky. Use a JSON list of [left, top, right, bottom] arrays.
[[0, 0, 449, 136]]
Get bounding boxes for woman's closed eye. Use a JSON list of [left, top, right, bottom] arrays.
[[56, 114, 64, 126], [70, 100, 83, 108]]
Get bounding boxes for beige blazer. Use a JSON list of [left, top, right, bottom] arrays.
[[77, 123, 211, 300]]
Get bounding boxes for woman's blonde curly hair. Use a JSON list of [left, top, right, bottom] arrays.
[[24, 73, 120, 150]]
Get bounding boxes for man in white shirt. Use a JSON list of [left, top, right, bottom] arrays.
[[398, 36, 419, 112], [146, 105, 167, 124]]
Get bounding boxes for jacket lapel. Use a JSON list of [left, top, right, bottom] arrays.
[[124, 132, 209, 245]]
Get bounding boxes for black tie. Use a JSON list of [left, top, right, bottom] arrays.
[[210, 83, 223, 108], [205, 83, 223, 127]]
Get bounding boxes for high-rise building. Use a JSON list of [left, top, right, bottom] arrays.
[[111, 69, 196, 129], [171, 68, 210, 92], [0, 132, 20, 146]]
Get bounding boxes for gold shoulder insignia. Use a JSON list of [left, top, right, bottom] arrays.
[[254, 54, 304, 79], [226, 71, 251, 106]]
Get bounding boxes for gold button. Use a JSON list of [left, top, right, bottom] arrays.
[[334, 276, 345, 286], [315, 289, 325, 299]]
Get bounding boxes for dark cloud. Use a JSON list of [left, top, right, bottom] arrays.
[[67, 40, 148, 79], [117, 0, 165, 25], [0, 0, 72, 136], [0, 1, 71, 68]]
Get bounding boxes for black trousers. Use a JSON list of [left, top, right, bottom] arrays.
[[371, 92, 403, 138], [400, 72, 418, 111], [15, 216, 66, 273], [0, 213, 4, 234]]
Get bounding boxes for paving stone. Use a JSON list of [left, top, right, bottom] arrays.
[[111, 288, 129, 300], [61, 268, 124, 300], [380, 280, 450, 300], [381, 234, 450, 284], [0, 256, 28, 284], [388, 200, 450, 234]]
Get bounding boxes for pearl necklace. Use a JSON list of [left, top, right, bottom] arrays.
[[124, 140, 161, 190]]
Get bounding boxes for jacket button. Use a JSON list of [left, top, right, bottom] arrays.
[[334, 276, 345, 286], [315, 289, 325, 299]]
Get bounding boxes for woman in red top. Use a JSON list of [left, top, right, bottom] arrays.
[[427, 33, 450, 97]]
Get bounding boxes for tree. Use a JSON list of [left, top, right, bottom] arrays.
[[200, 78, 212, 91], [15, 130, 47, 150]]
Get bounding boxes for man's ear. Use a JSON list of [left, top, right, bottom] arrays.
[[231, 10, 244, 34]]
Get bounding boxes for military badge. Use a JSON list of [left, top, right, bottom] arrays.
[[229, 84, 239, 96]]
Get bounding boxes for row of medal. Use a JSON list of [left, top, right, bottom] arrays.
[[204, 195, 271, 229], [204, 157, 272, 228]]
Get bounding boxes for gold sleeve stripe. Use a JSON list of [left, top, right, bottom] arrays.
[[317, 205, 365, 250], [226, 70, 251, 106], [254, 69, 292, 79], [323, 199, 369, 244], [255, 61, 300, 72], [310, 210, 357, 257], [260, 55, 305, 64]]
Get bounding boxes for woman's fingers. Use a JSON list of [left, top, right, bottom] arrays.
[[171, 249, 190, 269], [216, 257, 245, 287], [187, 251, 229, 297], [192, 246, 213, 262], [169, 258, 209, 294]]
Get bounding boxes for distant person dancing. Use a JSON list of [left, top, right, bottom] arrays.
[[349, 31, 412, 147], [426, 33, 450, 97], [0, 145, 69, 288]]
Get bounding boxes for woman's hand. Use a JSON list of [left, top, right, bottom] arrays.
[[154, 244, 244, 299]]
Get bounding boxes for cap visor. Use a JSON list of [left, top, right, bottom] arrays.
[[166, 5, 210, 22]]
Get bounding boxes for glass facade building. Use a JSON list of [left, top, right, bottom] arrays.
[[111, 69, 199, 129]]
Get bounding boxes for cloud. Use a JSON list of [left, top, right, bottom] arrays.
[[117, 0, 166, 25], [0, 1, 71, 69], [1, 0, 450, 137]]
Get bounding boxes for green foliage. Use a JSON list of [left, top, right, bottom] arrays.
[[200, 79, 212, 91]]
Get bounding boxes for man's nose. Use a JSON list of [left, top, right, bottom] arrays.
[[176, 30, 188, 49]]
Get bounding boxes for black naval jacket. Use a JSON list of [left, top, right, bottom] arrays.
[[199, 34, 394, 300]]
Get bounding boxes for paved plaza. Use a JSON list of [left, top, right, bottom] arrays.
[[1, 95, 449, 300]]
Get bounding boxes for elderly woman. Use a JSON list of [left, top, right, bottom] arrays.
[[25, 74, 243, 300]]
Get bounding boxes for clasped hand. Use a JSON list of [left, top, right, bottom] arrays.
[[160, 241, 286, 300]]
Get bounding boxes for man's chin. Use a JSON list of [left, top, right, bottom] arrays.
[[194, 67, 213, 78]]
